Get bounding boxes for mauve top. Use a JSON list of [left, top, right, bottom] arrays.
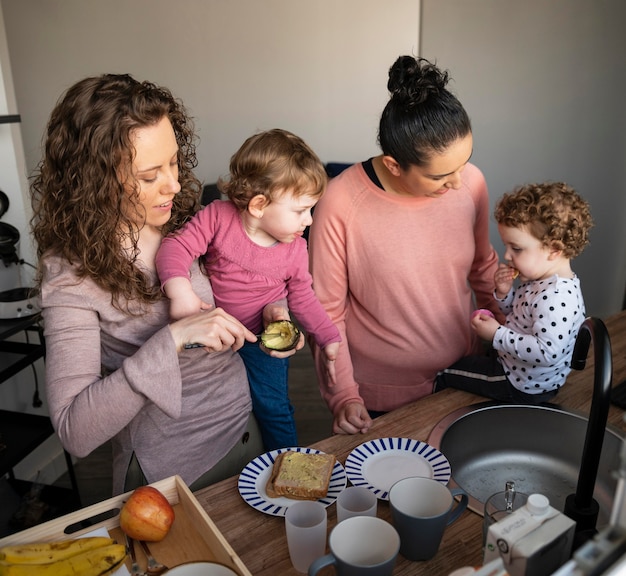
[[40, 255, 252, 494]]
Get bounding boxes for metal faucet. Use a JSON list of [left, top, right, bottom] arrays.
[[563, 317, 613, 549]]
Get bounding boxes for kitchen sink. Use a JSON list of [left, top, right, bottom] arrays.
[[427, 402, 624, 527]]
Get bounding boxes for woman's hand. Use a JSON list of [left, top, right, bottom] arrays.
[[333, 401, 372, 435], [170, 307, 257, 353]]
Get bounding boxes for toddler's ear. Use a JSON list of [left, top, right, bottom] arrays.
[[248, 194, 269, 218], [547, 244, 564, 260]]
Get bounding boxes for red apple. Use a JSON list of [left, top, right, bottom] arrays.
[[119, 486, 175, 542]]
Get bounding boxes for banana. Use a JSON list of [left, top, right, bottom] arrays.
[[0, 536, 115, 564], [0, 543, 126, 576]]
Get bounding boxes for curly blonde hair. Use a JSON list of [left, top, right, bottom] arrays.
[[220, 128, 327, 211], [30, 74, 201, 311], [494, 182, 593, 259]]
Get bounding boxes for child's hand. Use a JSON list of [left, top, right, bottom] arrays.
[[323, 342, 340, 387], [169, 295, 211, 320], [259, 303, 305, 358], [470, 313, 500, 342], [164, 277, 210, 320], [494, 263, 517, 299]]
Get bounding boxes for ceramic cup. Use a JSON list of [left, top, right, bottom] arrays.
[[285, 501, 328, 573], [336, 486, 378, 523], [308, 516, 400, 576], [482, 488, 528, 545], [388, 476, 468, 561]]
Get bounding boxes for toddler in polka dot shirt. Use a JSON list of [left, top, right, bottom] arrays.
[[434, 182, 593, 403]]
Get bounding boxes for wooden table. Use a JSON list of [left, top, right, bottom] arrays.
[[195, 311, 626, 575]]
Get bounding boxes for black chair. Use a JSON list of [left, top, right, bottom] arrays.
[[201, 183, 221, 206], [325, 162, 352, 178], [303, 163, 352, 242]]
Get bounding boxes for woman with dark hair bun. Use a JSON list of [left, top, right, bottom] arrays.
[[308, 56, 502, 435], [380, 56, 472, 168]]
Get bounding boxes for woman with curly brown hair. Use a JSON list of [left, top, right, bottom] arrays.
[[31, 74, 296, 494], [435, 182, 593, 402]]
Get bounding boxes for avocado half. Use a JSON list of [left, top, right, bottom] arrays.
[[260, 320, 300, 351]]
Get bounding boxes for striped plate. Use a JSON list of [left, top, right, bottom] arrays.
[[237, 447, 346, 517], [344, 437, 451, 500]]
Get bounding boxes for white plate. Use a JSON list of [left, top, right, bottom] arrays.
[[238, 447, 346, 516], [166, 562, 238, 575], [345, 437, 451, 500]]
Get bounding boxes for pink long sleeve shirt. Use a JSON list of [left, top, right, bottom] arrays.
[[156, 200, 340, 347], [308, 162, 501, 415]]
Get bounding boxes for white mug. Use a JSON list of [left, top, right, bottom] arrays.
[[308, 516, 399, 576]]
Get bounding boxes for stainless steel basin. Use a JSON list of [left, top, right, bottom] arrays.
[[427, 402, 624, 527]]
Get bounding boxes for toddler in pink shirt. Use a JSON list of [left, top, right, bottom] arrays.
[[156, 129, 340, 450]]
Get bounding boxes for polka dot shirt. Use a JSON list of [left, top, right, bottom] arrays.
[[492, 275, 585, 394]]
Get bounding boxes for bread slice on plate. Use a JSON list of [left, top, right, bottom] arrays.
[[266, 451, 336, 500]]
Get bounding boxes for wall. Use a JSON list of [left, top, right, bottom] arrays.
[[1, 0, 420, 184], [421, 0, 626, 318]]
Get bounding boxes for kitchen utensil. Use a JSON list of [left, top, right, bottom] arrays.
[[126, 535, 147, 576], [139, 540, 169, 575]]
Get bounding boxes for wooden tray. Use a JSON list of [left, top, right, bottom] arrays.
[[0, 475, 252, 576]]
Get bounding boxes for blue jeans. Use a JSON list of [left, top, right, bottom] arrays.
[[238, 341, 298, 451]]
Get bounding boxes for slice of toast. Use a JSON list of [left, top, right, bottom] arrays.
[[266, 451, 335, 500]]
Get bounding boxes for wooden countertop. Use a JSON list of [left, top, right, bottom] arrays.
[[195, 311, 626, 575]]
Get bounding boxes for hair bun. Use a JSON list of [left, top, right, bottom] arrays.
[[387, 56, 449, 108]]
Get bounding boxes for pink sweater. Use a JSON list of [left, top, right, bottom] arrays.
[[156, 200, 339, 346], [308, 162, 501, 415]]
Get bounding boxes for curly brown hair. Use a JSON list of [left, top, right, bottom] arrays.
[[494, 182, 593, 259], [30, 74, 201, 311], [220, 128, 327, 211]]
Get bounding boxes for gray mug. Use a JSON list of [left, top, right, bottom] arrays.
[[388, 476, 468, 561], [308, 516, 400, 575]]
